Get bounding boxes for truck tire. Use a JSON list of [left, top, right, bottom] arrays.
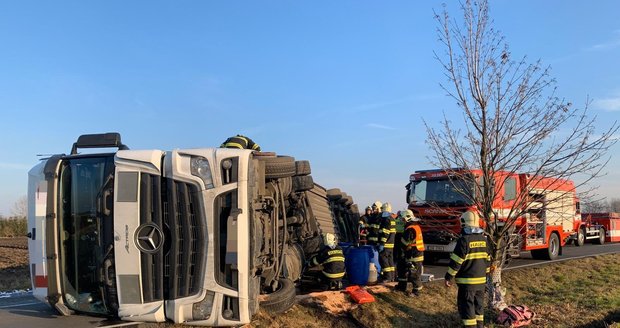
[[292, 175, 314, 192], [531, 233, 560, 260], [326, 188, 342, 200], [295, 160, 311, 176], [574, 227, 585, 247], [261, 156, 296, 179], [593, 228, 606, 245], [259, 278, 297, 314]]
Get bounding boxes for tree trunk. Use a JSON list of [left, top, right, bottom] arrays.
[[487, 261, 508, 311]]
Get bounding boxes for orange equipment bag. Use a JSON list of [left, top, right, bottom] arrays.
[[345, 285, 375, 304]]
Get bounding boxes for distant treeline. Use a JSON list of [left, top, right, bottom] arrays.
[[0, 217, 27, 237]]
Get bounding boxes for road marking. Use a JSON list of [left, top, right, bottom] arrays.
[[0, 302, 41, 309], [430, 249, 620, 281]]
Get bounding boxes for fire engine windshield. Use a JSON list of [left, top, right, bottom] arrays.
[[408, 178, 474, 206], [58, 156, 115, 315]]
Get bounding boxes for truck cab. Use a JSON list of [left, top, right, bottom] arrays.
[[28, 133, 358, 326]]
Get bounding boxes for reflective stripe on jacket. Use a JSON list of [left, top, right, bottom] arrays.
[[445, 230, 490, 286], [311, 246, 346, 279]]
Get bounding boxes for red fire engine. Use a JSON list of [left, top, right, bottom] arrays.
[[405, 169, 587, 261]]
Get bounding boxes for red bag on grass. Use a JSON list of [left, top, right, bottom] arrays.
[[496, 305, 535, 327]]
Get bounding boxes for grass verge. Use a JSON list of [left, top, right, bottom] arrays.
[[254, 254, 620, 328]]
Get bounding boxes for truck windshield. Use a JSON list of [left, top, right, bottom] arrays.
[[409, 178, 474, 206], [58, 156, 115, 315]]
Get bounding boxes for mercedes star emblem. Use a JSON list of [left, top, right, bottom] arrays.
[[135, 223, 164, 254]]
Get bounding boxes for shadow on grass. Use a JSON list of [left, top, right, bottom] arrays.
[[575, 309, 620, 328], [351, 292, 462, 328]]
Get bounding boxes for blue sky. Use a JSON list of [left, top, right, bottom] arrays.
[[0, 1, 618, 216]]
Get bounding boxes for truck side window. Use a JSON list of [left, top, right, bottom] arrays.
[[214, 190, 239, 290], [504, 177, 517, 201]]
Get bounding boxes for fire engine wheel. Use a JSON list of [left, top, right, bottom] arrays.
[[574, 227, 585, 247], [531, 233, 560, 260], [593, 228, 606, 245], [259, 278, 297, 314], [261, 156, 296, 179]]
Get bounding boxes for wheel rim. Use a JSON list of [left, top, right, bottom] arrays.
[[578, 231, 585, 244]]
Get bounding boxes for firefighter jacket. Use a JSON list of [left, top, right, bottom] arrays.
[[220, 135, 261, 151], [311, 246, 346, 279], [400, 222, 425, 262], [379, 213, 396, 249], [366, 213, 382, 244], [444, 228, 491, 288]]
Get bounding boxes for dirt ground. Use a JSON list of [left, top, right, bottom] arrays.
[[0, 237, 30, 291]]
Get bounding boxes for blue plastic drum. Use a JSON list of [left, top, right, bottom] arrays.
[[345, 246, 372, 285]]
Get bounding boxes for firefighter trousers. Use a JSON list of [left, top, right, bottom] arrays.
[[457, 286, 485, 327], [379, 248, 395, 281], [396, 259, 422, 292]]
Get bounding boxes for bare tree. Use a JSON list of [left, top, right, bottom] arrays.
[[610, 198, 620, 213], [11, 195, 28, 219], [429, 0, 618, 310]]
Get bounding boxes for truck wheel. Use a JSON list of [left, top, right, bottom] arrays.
[[544, 233, 560, 260], [295, 160, 311, 176], [259, 278, 297, 314], [292, 175, 314, 192], [593, 228, 606, 245], [574, 227, 585, 247], [326, 188, 342, 200], [261, 156, 296, 179]]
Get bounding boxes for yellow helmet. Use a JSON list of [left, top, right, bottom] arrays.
[[381, 202, 392, 213], [372, 201, 382, 211], [460, 210, 480, 228], [324, 233, 338, 249]]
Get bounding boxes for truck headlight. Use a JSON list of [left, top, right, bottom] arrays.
[[191, 156, 214, 189]]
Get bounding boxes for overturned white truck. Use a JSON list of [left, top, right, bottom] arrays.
[[27, 133, 359, 326]]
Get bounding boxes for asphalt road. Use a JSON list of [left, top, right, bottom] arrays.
[[1, 242, 619, 328]]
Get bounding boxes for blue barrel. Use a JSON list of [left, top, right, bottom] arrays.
[[345, 246, 372, 285]]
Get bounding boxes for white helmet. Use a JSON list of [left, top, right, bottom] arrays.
[[460, 210, 480, 228], [324, 233, 338, 249], [372, 201, 382, 211], [381, 202, 392, 213], [400, 209, 419, 222]]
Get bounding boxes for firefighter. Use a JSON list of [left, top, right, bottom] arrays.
[[444, 210, 491, 328], [393, 209, 405, 264], [309, 233, 346, 290], [220, 134, 261, 151], [366, 201, 383, 246], [395, 209, 425, 295], [358, 206, 372, 245], [378, 202, 396, 282]]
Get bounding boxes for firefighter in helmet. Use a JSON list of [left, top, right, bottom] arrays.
[[366, 201, 383, 246], [309, 233, 346, 290], [358, 206, 372, 245], [395, 209, 425, 295], [444, 210, 491, 328], [377, 202, 396, 282], [220, 134, 261, 151]]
